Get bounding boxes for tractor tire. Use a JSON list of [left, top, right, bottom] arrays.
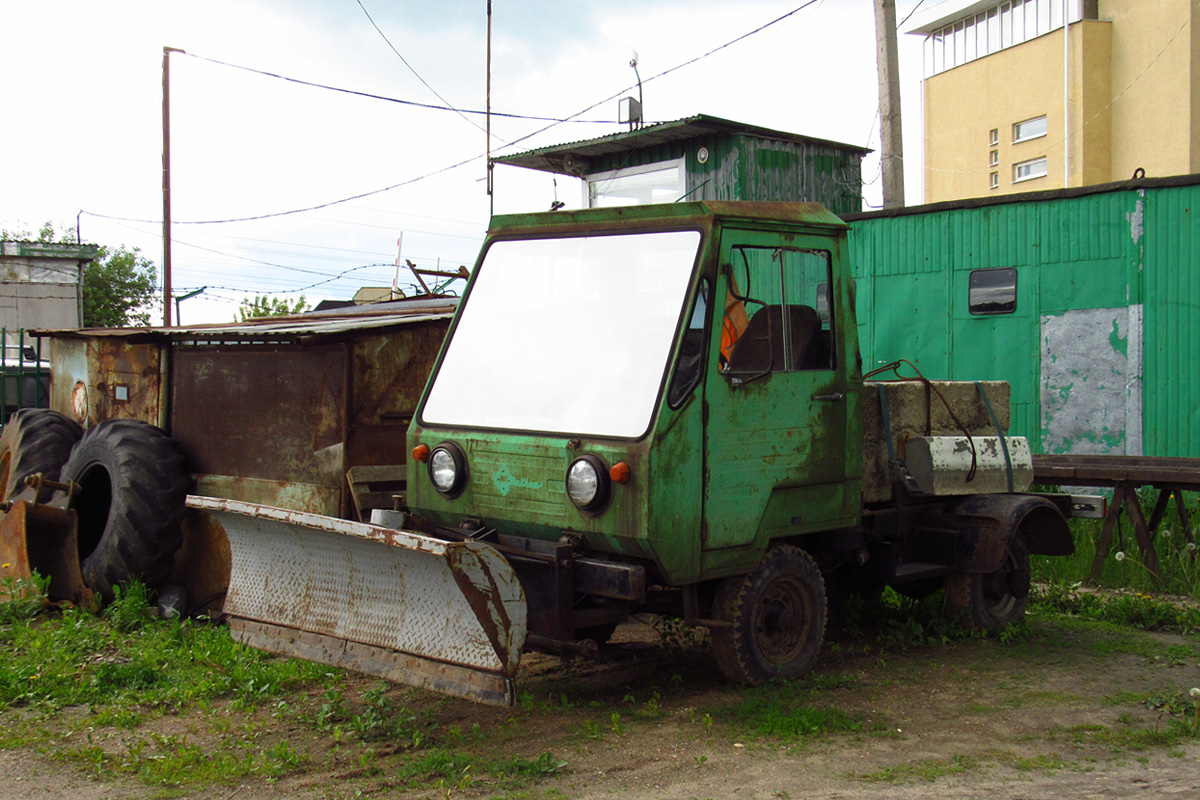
[[944, 534, 1031, 632], [0, 409, 83, 502], [711, 545, 827, 685], [56, 419, 189, 601]]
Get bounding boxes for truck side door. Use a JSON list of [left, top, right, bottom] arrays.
[[702, 231, 853, 551]]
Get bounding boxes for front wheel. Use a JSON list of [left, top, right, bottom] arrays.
[[944, 534, 1031, 631], [711, 545, 827, 685]]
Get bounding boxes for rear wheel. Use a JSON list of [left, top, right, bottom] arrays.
[[0, 409, 83, 502], [711, 545, 826, 685], [944, 534, 1031, 631], [56, 420, 189, 600]]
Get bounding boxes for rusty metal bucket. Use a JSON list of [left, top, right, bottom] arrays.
[[186, 496, 528, 706], [0, 496, 94, 610]]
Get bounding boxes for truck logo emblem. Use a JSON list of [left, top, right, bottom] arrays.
[[492, 465, 544, 496]]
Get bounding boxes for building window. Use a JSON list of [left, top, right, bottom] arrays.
[[1013, 115, 1047, 143], [1013, 156, 1048, 182], [989, 150, 999, 167], [920, 0, 1073, 78], [586, 158, 685, 207], [990, 172, 1000, 189], [969, 267, 1017, 315], [989, 128, 999, 146]]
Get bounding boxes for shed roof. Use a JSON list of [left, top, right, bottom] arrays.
[[494, 114, 870, 176], [36, 296, 458, 343]]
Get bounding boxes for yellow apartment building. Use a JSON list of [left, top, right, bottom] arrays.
[[908, 0, 1200, 202]]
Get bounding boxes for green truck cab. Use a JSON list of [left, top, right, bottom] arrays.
[[405, 200, 1072, 685]]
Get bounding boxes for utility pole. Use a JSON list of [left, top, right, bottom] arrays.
[[874, 0, 905, 208], [486, 1, 493, 216], [162, 47, 184, 326]]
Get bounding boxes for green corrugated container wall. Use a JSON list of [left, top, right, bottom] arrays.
[[846, 181, 1200, 457]]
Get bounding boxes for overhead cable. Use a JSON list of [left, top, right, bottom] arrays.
[[354, 0, 503, 142], [93, 0, 823, 226]]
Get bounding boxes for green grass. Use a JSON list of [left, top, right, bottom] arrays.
[[1030, 581, 1200, 635], [857, 753, 983, 783], [0, 599, 335, 714], [1032, 491, 1200, 600], [715, 673, 875, 742], [0, 579, 582, 795]]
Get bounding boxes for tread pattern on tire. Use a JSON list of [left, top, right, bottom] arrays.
[[57, 419, 189, 600], [944, 534, 1030, 632], [710, 544, 827, 686], [0, 409, 83, 502]]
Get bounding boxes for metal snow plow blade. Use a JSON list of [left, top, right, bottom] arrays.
[[187, 496, 527, 706]]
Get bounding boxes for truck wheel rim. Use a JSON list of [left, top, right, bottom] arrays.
[[755, 577, 810, 663], [981, 550, 1026, 617]]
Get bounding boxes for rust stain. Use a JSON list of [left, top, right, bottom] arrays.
[[171, 510, 232, 617]]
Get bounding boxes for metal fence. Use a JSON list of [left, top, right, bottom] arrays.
[[1, 329, 50, 424]]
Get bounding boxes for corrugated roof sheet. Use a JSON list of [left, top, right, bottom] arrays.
[[35, 297, 458, 342], [494, 114, 870, 176]]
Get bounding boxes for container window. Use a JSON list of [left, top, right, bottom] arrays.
[[969, 268, 1017, 315]]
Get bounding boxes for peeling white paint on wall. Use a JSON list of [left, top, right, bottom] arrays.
[[1125, 304, 1143, 455], [1126, 193, 1144, 246], [1040, 305, 1143, 455]]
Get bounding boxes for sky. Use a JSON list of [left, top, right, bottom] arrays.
[[0, 0, 928, 325]]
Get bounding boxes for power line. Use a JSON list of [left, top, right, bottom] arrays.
[[90, 1, 823, 227], [899, 0, 929, 30], [486, 0, 824, 153], [354, 0, 501, 143], [182, 52, 619, 125]]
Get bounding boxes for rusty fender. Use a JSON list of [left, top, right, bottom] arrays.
[[917, 494, 1073, 574]]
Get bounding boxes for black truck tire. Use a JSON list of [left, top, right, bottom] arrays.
[[711, 545, 827, 685], [944, 534, 1031, 632], [56, 419, 189, 601], [0, 409, 83, 502]]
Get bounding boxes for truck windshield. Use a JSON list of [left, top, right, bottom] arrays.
[[422, 230, 702, 437]]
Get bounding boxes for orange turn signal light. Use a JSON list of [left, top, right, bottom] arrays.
[[412, 443, 430, 462], [610, 461, 631, 484]]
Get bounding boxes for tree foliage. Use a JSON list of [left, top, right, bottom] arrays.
[[1, 222, 158, 328], [236, 295, 310, 322], [82, 246, 158, 328]]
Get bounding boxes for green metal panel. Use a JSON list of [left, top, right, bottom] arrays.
[[586, 133, 864, 216], [1144, 184, 1200, 456], [847, 182, 1182, 455], [733, 136, 862, 216]]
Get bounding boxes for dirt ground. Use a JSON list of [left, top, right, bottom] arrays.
[[4, 612, 1200, 800]]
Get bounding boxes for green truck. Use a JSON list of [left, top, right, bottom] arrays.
[[3, 201, 1089, 706]]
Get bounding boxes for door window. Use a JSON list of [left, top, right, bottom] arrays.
[[722, 247, 834, 383]]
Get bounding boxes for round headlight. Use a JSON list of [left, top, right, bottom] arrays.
[[428, 443, 467, 497], [566, 454, 610, 513]]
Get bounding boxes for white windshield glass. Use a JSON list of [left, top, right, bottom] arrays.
[[422, 230, 702, 437]]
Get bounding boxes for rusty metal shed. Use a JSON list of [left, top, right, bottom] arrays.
[[37, 297, 457, 518], [494, 114, 869, 217]]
